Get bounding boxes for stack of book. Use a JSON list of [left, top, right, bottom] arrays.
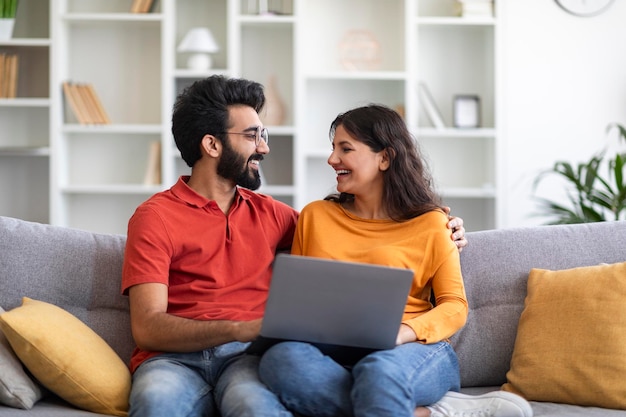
[[455, 0, 494, 18], [0, 53, 19, 98], [130, 0, 155, 13], [62, 81, 111, 125]]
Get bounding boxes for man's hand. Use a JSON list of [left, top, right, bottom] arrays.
[[442, 206, 467, 252], [233, 318, 263, 343], [129, 283, 263, 352]]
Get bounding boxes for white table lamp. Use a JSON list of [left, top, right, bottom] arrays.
[[178, 28, 219, 70]]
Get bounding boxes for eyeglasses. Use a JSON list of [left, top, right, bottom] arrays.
[[220, 127, 269, 147]]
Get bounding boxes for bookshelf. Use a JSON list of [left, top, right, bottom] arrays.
[[0, 0, 50, 224], [414, 0, 499, 230], [1, 0, 500, 234], [296, 0, 500, 230], [50, 0, 164, 233]]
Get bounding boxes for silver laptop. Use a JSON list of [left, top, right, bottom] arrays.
[[247, 254, 413, 363]]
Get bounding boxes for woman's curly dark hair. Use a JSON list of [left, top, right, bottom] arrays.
[[325, 104, 442, 221]]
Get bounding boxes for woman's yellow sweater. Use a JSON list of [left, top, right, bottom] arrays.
[[291, 200, 468, 344]]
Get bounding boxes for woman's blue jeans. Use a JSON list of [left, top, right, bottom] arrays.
[[128, 342, 292, 417], [258, 341, 460, 417]]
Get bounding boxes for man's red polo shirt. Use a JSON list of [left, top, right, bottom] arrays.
[[121, 176, 298, 372]]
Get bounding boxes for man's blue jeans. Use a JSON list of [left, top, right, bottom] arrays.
[[259, 341, 460, 417], [128, 342, 292, 417]]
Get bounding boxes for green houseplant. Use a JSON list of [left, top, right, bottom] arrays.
[[0, 0, 18, 40], [0, 0, 18, 18], [533, 123, 626, 224]]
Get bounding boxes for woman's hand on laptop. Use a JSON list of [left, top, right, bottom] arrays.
[[396, 324, 417, 345]]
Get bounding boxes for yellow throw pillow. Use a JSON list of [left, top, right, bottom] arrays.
[[0, 298, 130, 416], [502, 261, 626, 409]]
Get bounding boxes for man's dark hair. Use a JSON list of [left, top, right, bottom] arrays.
[[172, 75, 265, 167]]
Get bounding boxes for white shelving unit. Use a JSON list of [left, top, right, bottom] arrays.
[[0, 0, 499, 234], [172, 0, 297, 209], [50, 0, 165, 233], [414, 0, 499, 230], [295, 0, 500, 230], [0, 0, 51, 224]]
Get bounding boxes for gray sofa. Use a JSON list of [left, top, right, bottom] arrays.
[[0, 215, 625, 416]]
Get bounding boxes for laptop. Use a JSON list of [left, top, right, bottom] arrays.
[[247, 254, 414, 365]]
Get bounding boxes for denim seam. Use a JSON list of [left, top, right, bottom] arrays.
[[405, 342, 452, 386]]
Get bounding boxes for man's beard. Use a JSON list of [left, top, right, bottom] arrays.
[[217, 139, 262, 190]]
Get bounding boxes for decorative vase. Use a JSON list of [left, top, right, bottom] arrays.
[[261, 75, 286, 126], [0, 18, 15, 40]]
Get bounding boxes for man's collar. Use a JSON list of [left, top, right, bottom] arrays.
[[171, 176, 249, 208]]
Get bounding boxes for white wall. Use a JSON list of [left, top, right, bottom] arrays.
[[500, 0, 626, 227]]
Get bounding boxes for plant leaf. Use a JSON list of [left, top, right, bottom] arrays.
[[532, 123, 626, 223]]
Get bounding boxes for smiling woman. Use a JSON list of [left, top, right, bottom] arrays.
[[257, 104, 532, 417], [327, 125, 389, 209], [324, 104, 441, 221]]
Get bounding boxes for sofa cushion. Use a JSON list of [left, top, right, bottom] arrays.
[[0, 215, 133, 366], [0, 306, 43, 409], [453, 222, 626, 388], [0, 298, 131, 416], [502, 261, 626, 409]]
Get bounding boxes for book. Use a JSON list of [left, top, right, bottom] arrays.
[[418, 82, 446, 130], [144, 0, 156, 13], [130, 0, 144, 13], [0, 54, 5, 98], [62, 81, 111, 125], [77, 83, 102, 123], [131, 0, 155, 13], [6, 54, 18, 98], [143, 141, 162, 185], [0, 53, 19, 98], [84, 83, 111, 124], [62, 82, 88, 124]]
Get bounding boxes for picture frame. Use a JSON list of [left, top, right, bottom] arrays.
[[453, 95, 480, 128]]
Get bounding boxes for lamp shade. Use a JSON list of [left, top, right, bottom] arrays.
[[178, 28, 220, 70], [177, 28, 219, 53]]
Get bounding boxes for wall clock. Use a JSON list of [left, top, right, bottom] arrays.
[[554, 0, 615, 17]]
